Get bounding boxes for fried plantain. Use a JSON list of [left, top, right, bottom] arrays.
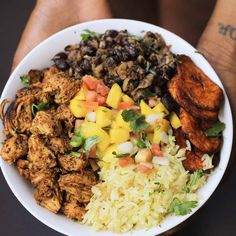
[[180, 108, 222, 154], [177, 55, 223, 111], [168, 74, 218, 121]]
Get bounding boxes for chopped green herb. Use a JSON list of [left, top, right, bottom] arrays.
[[184, 170, 203, 193], [83, 135, 100, 153], [81, 29, 100, 40], [195, 50, 205, 57], [142, 88, 156, 98], [20, 75, 30, 84], [130, 35, 142, 41], [74, 128, 81, 136], [136, 134, 151, 148], [70, 152, 82, 158], [31, 102, 50, 116], [168, 197, 197, 216], [70, 135, 84, 148], [121, 110, 149, 133], [204, 121, 225, 137], [112, 151, 130, 158]]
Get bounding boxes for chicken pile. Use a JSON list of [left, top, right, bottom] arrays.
[[168, 55, 223, 171], [0, 67, 97, 221]]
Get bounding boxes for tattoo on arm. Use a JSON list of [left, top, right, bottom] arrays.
[[218, 22, 236, 41]]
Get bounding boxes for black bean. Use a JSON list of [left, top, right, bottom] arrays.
[[105, 30, 118, 38], [103, 57, 116, 69], [79, 59, 91, 73], [80, 45, 96, 56], [53, 59, 69, 70], [124, 45, 138, 60], [52, 52, 67, 60]]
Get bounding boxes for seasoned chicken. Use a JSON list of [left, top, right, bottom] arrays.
[[58, 172, 97, 203], [58, 154, 88, 171], [175, 128, 204, 172], [1, 135, 28, 164], [28, 135, 57, 169], [43, 66, 81, 104], [56, 104, 75, 137], [30, 111, 62, 137], [180, 108, 222, 154], [62, 199, 86, 221], [177, 55, 223, 111], [168, 73, 218, 121], [47, 136, 71, 154], [34, 178, 62, 213], [1, 95, 34, 137], [16, 159, 30, 180]]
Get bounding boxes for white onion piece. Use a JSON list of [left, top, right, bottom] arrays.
[[145, 114, 163, 124], [86, 111, 96, 122], [139, 162, 153, 169], [152, 156, 169, 166], [159, 132, 169, 144], [117, 142, 134, 153], [186, 140, 191, 151]]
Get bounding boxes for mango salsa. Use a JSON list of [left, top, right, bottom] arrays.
[[153, 119, 169, 144], [106, 83, 122, 108], [69, 99, 88, 118], [115, 111, 131, 131], [102, 144, 118, 163], [110, 128, 130, 144], [153, 102, 169, 116], [80, 122, 110, 152], [96, 106, 113, 128], [140, 100, 153, 117], [122, 94, 134, 104], [169, 112, 181, 129], [74, 86, 87, 100]]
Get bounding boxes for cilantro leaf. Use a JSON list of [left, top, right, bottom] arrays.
[[168, 197, 197, 216], [112, 151, 130, 158], [81, 29, 99, 40], [70, 135, 84, 148], [70, 152, 82, 158], [184, 170, 203, 193], [31, 102, 50, 117], [121, 110, 149, 133], [83, 135, 100, 153], [20, 75, 30, 84], [136, 134, 151, 148], [204, 121, 225, 137]]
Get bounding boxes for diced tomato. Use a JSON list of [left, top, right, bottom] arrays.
[[88, 144, 97, 158], [118, 156, 134, 168], [75, 119, 84, 128], [118, 102, 133, 110], [97, 94, 107, 106], [137, 163, 153, 174], [152, 143, 163, 157], [86, 90, 97, 102], [83, 101, 99, 111], [82, 75, 99, 90], [97, 81, 110, 96]]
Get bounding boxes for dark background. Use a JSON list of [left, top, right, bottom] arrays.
[[0, 1, 235, 236]]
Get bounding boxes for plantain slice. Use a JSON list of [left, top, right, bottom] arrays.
[[177, 55, 223, 111], [168, 74, 218, 121], [179, 108, 222, 154]]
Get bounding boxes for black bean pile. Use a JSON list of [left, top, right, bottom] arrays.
[[52, 30, 178, 111]]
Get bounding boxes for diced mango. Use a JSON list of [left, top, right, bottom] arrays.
[[140, 100, 153, 117], [69, 99, 88, 118], [153, 102, 169, 116], [102, 144, 118, 163], [169, 112, 181, 129], [122, 94, 134, 104], [115, 111, 131, 131], [153, 119, 169, 144], [96, 106, 113, 128], [106, 83, 122, 108], [110, 128, 130, 144], [74, 86, 87, 100], [80, 122, 110, 152]]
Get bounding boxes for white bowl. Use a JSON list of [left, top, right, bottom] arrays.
[[0, 19, 233, 236]]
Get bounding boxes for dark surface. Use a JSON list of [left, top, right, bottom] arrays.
[[0, 1, 235, 236]]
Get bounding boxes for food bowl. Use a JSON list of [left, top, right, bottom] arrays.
[[0, 19, 233, 236]]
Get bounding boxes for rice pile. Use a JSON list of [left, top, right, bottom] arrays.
[[83, 139, 206, 233]]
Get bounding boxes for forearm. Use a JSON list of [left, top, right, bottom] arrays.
[[197, 0, 236, 112], [12, 0, 111, 69]]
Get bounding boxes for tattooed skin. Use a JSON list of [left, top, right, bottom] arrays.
[[218, 22, 236, 41]]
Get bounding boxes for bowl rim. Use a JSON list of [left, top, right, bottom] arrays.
[[0, 18, 233, 236]]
